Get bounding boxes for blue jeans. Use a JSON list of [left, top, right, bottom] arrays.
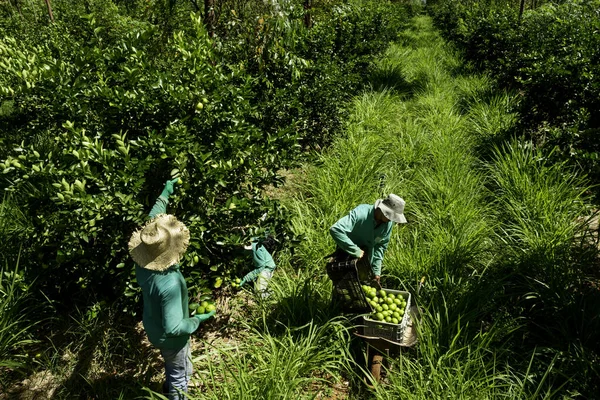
[[160, 341, 192, 400]]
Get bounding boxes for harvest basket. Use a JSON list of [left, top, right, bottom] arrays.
[[326, 258, 371, 313], [362, 289, 411, 342]]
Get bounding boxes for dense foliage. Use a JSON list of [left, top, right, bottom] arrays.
[[0, 0, 413, 306], [429, 0, 600, 186]]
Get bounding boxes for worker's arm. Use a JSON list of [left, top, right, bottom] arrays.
[[329, 207, 363, 258]]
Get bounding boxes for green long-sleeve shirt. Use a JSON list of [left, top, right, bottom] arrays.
[[135, 194, 200, 350], [329, 204, 393, 276], [241, 242, 276, 284]]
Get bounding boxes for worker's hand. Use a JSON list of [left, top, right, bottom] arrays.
[[161, 178, 180, 198], [374, 275, 381, 287], [358, 249, 365, 259], [238, 278, 247, 287], [195, 310, 216, 323]]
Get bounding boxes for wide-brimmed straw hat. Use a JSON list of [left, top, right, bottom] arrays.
[[375, 194, 407, 224], [128, 214, 190, 271]]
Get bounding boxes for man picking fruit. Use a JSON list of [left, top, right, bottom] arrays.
[[329, 194, 407, 284], [235, 235, 277, 298], [128, 178, 215, 400]]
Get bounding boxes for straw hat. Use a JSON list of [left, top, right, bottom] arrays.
[[375, 194, 407, 224], [128, 214, 190, 271]]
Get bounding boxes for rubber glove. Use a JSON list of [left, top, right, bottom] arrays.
[[239, 267, 264, 287], [195, 310, 216, 323], [160, 178, 180, 199]]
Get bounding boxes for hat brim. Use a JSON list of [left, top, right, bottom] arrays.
[[375, 199, 407, 224], [128, 214, 190, 271]]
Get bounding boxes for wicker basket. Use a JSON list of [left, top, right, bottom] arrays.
[[362, 289, 412, 342]]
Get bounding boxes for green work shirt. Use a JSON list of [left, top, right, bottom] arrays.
[[329, 204, 393, 276], [135, 195, 200, 350], [240, 242, 276, 285], [252, 242, 276, 271]]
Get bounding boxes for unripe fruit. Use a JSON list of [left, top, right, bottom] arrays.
[[177, 178, 183, 184], [195, 102, 204, 110]]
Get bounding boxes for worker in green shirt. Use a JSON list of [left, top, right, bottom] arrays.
[[129, 179, 215, 400], [329, 194, 407, 284], [239, 235, 277, 298]]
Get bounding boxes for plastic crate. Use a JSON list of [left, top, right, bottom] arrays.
[[327, 258, 371, 313], [362, 289, 411, 342]]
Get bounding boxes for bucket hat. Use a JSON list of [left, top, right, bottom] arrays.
[[128, 214, 190, 271], [375, 194, 407, 224]]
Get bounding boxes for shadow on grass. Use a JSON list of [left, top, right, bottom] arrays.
[[368, 65, 419, 99], [45, 309, 163, 400]]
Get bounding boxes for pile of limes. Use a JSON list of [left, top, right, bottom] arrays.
[[362, 285, 407, 324], [189, 300, 216, 315], [231, 278, 242, 288]]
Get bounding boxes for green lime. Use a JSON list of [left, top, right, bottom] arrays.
[[235, 278, 241, 283], [391, 318, 399, 324], [206, 304, 216, 312], [201, 301, 209, 308], [375, 313, 384, 321], [196, 306, 206, 314], [177, 178, 183, 184], [379, 289, 387, 297]]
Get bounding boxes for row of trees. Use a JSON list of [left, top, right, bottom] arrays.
[[429, 0, 600, 192]]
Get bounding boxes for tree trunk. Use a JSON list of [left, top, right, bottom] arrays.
[[204, 0, 216, 37], [303, 0, 311, 28], [44, 0, 55, 22], [518, 0, 525, 22]]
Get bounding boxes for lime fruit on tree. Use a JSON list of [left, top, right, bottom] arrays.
[[206, 304, 216, 313], [196, 306, 206, 314]]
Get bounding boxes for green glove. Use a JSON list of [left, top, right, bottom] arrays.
[[160, 178, 180, 199], [240, 267, 263, 287], [195, 310, 216, 323]]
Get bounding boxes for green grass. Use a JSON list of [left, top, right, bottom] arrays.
[[275, 14, 598, 398], [5, 12, 599, 400], [0, 259, 37, 386]]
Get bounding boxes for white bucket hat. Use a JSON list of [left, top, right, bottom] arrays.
[[375, 194, 407, 224], [128, 214, 190, 271]]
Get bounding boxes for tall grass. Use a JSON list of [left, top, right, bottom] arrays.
[[0, 259, 37, 384], [187, 316, 353, 400], [277, 14, 597, 398]]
